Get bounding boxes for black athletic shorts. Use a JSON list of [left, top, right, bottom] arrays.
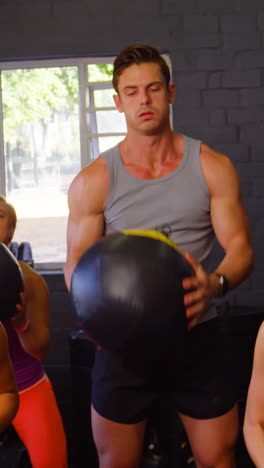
[[91, 317, 239, 424]]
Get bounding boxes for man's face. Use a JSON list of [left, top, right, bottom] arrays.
[[0, 202, 14, 245], [113, 62, 174, 136]]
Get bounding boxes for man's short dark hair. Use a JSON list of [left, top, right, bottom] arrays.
[[112, 43, 171, 93]]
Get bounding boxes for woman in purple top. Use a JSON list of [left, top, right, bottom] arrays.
[[0, 195, 68, 468]]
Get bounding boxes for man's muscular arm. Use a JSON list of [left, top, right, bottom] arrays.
[[64, 157, 109, 291], [183, 144, 254, 327], [206, 145, 253, 286]]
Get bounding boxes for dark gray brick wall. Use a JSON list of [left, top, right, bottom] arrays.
[[1, 2, 263, 462]]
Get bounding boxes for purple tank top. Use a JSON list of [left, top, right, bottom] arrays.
[[3, 319, 44, 392]]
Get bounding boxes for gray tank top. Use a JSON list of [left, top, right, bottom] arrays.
[[102, 135, 217, 322]]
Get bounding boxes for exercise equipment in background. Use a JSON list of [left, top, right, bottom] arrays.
[[10, 242, 34, 268]]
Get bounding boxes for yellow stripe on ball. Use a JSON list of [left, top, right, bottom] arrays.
[[121, 229, 184, 255]]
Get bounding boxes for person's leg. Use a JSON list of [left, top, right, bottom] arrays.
[[12, 378, 68, 468], [91, 405, 147, 468], [158, 317, 240, 467], [91, 349, 159, 468], [179, 403, 239, 468]]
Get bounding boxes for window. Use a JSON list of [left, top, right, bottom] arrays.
[[0, 55, 171, 269]]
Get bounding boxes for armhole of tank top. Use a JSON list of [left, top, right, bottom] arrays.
[[185, 135, 210, 197], [102, 147, 118, 210]]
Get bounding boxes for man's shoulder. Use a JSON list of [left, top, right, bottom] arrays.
[[68, 155, 110, 210], [200, 143, 240, 194], [77, 143, 120, 184], [73, 155, 109, 184], [81, 142, 119, 176], [200, 143, 233, 167], [100, 143, 119, 160]]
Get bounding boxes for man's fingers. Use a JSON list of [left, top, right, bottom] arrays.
[[183, 252, 199, 272], [184, 287, 203, 307], [182, 276, 199, 291]]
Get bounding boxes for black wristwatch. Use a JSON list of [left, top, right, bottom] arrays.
[[215, 273, 229, 296]]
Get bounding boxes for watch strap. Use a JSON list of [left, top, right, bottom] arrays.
[[215, 273, 229, 296]]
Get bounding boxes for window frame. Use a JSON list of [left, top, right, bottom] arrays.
[[0, 54, 172, 271]]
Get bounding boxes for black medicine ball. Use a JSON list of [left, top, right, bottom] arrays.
[[0, 242, 24, 321], [70, 230, 193, 361]]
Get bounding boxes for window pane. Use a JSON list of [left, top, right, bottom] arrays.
[[2, 67, 80, 265], [94, 89, 115, 107], [96, 110, 126, 133], [88, 64, 113, 82]]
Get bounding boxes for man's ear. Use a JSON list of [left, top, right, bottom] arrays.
[[168, 83, 175, 104], [113, 94, 124, 113]]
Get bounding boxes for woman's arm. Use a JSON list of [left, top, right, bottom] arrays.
[[244, 321, 264, 467], [11, 262, 50, 360]]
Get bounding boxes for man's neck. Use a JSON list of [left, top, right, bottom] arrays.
[[118, 131, 184, 179], [120, 129, 182, 166]]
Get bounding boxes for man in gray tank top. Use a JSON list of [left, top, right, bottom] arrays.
[[64, 44, 254, 468]]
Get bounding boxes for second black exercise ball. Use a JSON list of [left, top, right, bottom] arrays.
[[70, 230, 193, 361], [0, 242, 24, 321]]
